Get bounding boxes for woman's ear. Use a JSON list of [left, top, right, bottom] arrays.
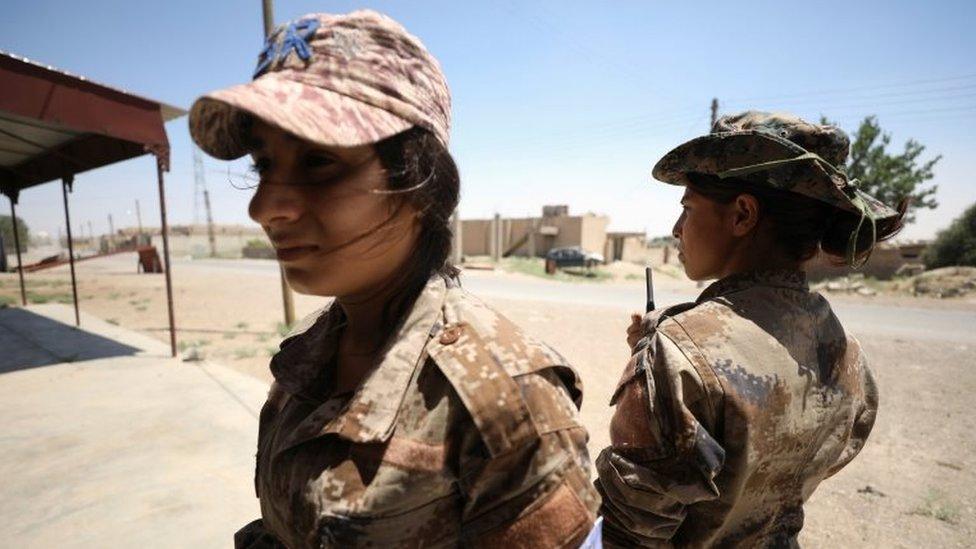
[[731, 194, 761, 237]]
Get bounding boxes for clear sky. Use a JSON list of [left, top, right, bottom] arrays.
[[3, 0, 974, 242]]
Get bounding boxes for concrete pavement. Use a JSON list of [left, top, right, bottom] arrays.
[[0, 305, 268, 548]]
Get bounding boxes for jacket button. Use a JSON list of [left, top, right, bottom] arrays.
[[439, 326, 462, 345]]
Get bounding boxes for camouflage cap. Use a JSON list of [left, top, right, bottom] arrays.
[[652, 111, 899, 223], [189, 10, 451, 160]]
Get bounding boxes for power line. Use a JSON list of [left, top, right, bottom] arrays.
[[844, 104, 976, 118], [726, 84, 976, 112], [725, 72, 976, 104], [518, 1, 681, 105], [479, 105, 704, 154], [485, 109, 705, 159], [493, 119, 703, 165], [731, 95, 976, 118]]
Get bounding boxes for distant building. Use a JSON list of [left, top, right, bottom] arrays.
[[460, 206, 608, 259], [604, 231, 648, 263], [541, 204, 569, 218]]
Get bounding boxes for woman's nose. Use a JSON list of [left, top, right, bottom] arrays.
[[248, 180, 305, 227], [671, 213, 684, 239]]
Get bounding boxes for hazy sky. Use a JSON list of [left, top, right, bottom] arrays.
[[3, 0, 974, 242]]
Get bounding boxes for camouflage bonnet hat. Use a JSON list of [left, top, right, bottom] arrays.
[[189, 10, 451, 160], [652, 111, 900, 225]]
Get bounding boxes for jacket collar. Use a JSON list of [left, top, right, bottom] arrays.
[[269, 302, 341, 398], [698, 269, 808, 303], [274, 275, 448, 450]]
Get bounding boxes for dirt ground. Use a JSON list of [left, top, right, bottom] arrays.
[[2, 257, 974, 547]]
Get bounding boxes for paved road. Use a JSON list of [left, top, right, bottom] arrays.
[[459, 270, 976, 345], [154, 256, 976, 345]]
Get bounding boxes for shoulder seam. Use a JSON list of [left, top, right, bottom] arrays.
[[426, 328, 540, 457], [657, 319, 725, 426]]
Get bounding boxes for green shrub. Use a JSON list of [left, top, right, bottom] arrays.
[[234, 347, 257, 359], [0, 215, 29, 253], [276, 322, 293, 337], [924, 202, 976, 268]]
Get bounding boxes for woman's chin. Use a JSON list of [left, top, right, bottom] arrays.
[[683, 267, 709, 282], [281, 266, 338, 297]]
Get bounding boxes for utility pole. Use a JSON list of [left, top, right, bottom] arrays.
[[193, 186, 200, 226], [193, 147, 218, 257], [263, 0, 275, 36], [108, 213, 115, 249], [87, 220, 94, 247], [135, 199, 143, 235], [698, 98, 720, 291], [262, 0, 295, 327], [203, 189, 217, 257]]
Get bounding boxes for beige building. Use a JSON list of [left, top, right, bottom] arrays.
[[460, 206, 609, 259], [604, 232, 650, 263]]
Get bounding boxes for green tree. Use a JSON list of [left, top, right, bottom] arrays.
[[923, 202, 976, 268], [822, 116, 940, 223], [0, 214, 29, 253]]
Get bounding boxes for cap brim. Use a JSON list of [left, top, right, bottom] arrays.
[[189, 75, 413, 160], [853, 188, 900, 222], [651, 131, 877, 217], [651, 131, 809, 186]]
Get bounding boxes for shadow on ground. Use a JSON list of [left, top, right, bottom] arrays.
[[0, 307, 140, 373]]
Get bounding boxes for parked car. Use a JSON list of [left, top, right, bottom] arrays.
[[545, 246, 605, 273]]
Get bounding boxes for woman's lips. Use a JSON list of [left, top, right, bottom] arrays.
[[275, 245, 319, 262]]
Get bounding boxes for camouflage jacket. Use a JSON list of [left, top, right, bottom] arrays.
[[595, 270, 878, 548], [234, 276, 599, 548]]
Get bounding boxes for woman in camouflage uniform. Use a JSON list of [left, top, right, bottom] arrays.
[[189, 11, 597, 548], [597, 112, 905, 547]]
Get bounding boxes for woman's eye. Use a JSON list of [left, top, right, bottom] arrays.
[[305, 154, 337, 169]]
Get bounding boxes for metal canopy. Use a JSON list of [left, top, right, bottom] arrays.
[[0, 111, 82, 167], [0, 50, 185, 357], [0, 51, 185, 194]]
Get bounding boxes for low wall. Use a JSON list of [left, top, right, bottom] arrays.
[[241, 246, 275, 259], [148, 233, 270, 258], [806, 245, 924, 281]]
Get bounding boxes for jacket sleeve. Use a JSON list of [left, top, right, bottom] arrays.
[[456, 368, 599, 548], [234, 519, 286, 549], [595, 330, 725, 547], [825, 337, 879, 478]]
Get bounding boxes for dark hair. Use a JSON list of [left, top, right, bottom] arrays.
[[684, 172, 906, 266], [372, 126, 460, 337]]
